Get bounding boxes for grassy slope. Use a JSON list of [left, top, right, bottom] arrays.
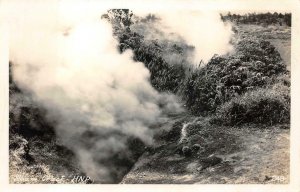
[[9, 136, 85, 184], [122, 24, 291, 184]]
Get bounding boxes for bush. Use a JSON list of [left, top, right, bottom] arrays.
[[181, 38, 288, 115], [215, 83, 290, 125]]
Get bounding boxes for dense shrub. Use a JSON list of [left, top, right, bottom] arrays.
[[181, 38, 288, 115], [215, 82, 290, 125]]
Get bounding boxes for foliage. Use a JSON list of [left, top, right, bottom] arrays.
[[102, 9, 134, 33], [221, 12, 292, 27], [215, 82, 290, 125], [182, 38, 288, 115]]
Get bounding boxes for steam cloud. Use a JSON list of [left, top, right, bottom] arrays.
[[132, 10, 233, 64], [6, 1, 183, 182], [5, 0, 232, 183]]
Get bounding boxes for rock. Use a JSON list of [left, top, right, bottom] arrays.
[[182, 146, 192, 157], [192, 144, 201, 151], [11, 136, 34, 165], [198, 155, 222, 171]]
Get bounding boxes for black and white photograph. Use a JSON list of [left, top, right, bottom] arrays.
[[0, 0, 300, 191]]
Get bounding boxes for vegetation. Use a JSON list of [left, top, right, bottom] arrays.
[[182, 39, 288, 115], [215, 82, 290, 125], [221, 12, 292, 27], [104, 10, 290, 125]]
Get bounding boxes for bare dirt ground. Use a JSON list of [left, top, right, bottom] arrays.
[[122, 120, 289, 184]]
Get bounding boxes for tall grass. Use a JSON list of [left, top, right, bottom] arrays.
[[181, 39, 288, 115], [215, 81, 290, 125]]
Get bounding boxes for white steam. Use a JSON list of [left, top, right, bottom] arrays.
[[5, 0, 232, 183], [160, 11, 233, 63], [6, 1, 182, 182], [133, 11, 233, 64]]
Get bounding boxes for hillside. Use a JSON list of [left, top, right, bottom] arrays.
[[122, 22, 291, 184]]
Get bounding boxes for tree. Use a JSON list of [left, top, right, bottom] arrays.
[[102, 9, 134, 33], [284, 13, 291, 27]]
